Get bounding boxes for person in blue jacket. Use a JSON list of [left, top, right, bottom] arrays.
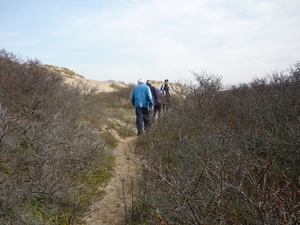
[[130, 78, 154, 135]]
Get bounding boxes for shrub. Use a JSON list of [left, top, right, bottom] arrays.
[[132, 67, 300, 224], [0, 49, 113, 224]]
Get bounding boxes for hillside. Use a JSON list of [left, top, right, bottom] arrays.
[[43, 64, 128, 92], [43, 64, 168, 93], [1, 50, 299, 224]]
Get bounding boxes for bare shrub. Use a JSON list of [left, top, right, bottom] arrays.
[[0, 49, 113, 224], [132, 67, 300, 224]]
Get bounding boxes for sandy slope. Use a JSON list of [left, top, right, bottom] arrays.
[[64, 76, 128, 92], [64, 75, 166, 93]]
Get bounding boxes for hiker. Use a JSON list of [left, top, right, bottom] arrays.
[[161, 79, 171, 111], [130, 78, 154, 135], [154, 86, 163, 120], [146, 80, 158, 126]]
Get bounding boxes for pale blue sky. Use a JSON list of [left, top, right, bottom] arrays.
[[1, 0, 299, 85]]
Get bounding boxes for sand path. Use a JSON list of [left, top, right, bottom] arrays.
[[84, 136, 140, 225], [63, 76, 141, 224]]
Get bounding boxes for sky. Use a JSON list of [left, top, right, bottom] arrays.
[[1, 0, 300, 85]]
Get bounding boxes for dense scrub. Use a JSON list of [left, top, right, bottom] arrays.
[[133, 64, 300, 224], [2, 48, 298, 224], [0, 50, 116, 224]]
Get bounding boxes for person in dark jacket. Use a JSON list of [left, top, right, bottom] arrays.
[[154, 87, 163, 120], [161, 79, 171, 111], [146, 80, 157, 126], [130, 78, 154, 135]]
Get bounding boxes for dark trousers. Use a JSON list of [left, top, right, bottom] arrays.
[[162, 103, 169, 111], [136, 107, 150, 135], [148, 110, 154, 127], [154, 102, 162, 118], [162, 96, 170, 111]]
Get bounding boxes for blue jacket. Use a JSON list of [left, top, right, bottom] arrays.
[[130, 83, 153, 108]]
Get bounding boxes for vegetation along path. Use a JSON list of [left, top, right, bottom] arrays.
[[84, 136, 139, 225]]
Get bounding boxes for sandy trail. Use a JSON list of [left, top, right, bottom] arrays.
[[63, 77, 142, 224], [84, 136, 139, 225]]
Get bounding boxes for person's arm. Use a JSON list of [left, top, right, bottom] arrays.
[[130, 89, 135, 106], [168, 85, 171, 96], [153, 87, 158, 104], [147, 87, 153, 108]]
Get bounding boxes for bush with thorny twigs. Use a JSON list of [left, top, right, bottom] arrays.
[[0, 49, 116, 224], [132, 63, 300, 225]]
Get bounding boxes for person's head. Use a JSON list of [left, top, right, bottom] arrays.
[[137, 78, 144, 84], [146, 80, 151, 85], [164, 79, 169, 85]]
